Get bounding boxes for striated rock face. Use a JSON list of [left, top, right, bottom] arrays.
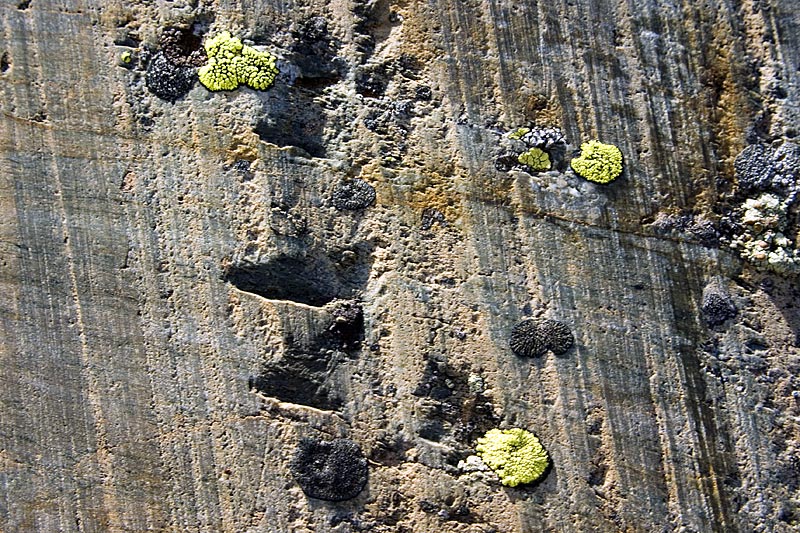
[[1, 1, 799, 532]]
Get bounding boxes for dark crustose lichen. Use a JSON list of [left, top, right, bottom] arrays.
[[332, 179, 376, 211], [290, 438, 368, 501], [734, 144, 776, 193], [145, 52, 196, 102], [510, 318, 574, 357], [701, 285, 737, 326]]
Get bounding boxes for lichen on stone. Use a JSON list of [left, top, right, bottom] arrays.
[[520, 126, 566, 149], [509, 319, 548, 358], [541, 319, 575, 355], [198, 31, 278, 92], [290, 437, 368, 501], [701, 282, 737, 326], [734, 144, 776, 193], [517, 147, 551, 172], [475, 428, 549, 487], [510, 318, 574, 357], [332, 179, 376, 210], [145, 52, 196, 102], [570, 140, 623, 183], [729, 193, 800, 275]]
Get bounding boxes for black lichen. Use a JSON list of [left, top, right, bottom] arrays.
[[332, 179, 376, 211], [541, 319, 575, 355], [701, 287, 737, 326], [145, 52, 195, 102], [734, 144, 775, 193], [509, 319, 548, 358], [510, 318, 574, 357], [290, 438, 368, 501]]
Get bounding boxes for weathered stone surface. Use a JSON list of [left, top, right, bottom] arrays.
[[1, 1, 799, 532]]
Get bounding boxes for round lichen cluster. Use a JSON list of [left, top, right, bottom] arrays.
[[289, 437, 368, 501], [570, 140, 623, 183], [510, 318, 574, 357], [517, 147, 551, 172], [475, 428, 549, 487], [198, 31, 278, 92], [332, 179, 376, 211]]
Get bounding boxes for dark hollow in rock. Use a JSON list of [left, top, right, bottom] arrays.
[[701, 287, 737, 326], [415, 85, 432, 101], [290, 16, 343, 87], [421, 208, 446, 230], [249, 348, 346, 410], [1, 52, 10, 73], [540, 319, 575, 355], [254, 95, 327, 157], [160, 26, 206, 67], [145, 52, 196, 102], [290, 438, 368, 501], [510, 318, 574, 357], [332, 179, 376, 211], [495, 154, 520, 172], [327, 300, 364, 349], [224, 245, 373, 307], [734, 144, 775, 193]]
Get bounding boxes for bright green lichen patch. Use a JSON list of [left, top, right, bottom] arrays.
[[570, 140, 623, 183], [518, 147, 551, 171], [198, 31, 278, 92], [475, 428, 549, 487]]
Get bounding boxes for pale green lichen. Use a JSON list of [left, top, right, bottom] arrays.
[[518, 147, 551, 171], [570, 140, 623, 183], [198, 31, 278, 92], [730, 193, 800, 274], [475, 428, 549, 487], [507, 127, 531, 140]]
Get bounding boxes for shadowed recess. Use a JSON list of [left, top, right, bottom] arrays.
[[224, 243, 374, 306]]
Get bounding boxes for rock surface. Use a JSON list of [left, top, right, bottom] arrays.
[[1, 1, 799, 532]]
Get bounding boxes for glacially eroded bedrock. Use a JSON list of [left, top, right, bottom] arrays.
[[1, 0, 799, 531]]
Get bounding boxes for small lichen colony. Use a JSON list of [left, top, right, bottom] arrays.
[[729, 142, 800, 274], [510, 318, 574, 357], [332, 179, 376, 211], [198, 31, 279, 91], [729, 193, 800, 274], [290, 437, 368, 501], [570, 140, 623, 183], [518, 147, 551, 171], [476, 428, 550, 487]]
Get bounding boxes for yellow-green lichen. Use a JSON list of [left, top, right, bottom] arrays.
[[518, 147, 551, 171], [120, 51, 132, 64], [570, 140, 623, 183], [198, 31, 278, 92], [475, 428, 549, 487], [507, 127, 530, 140]]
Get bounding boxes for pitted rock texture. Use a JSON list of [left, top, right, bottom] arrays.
[[2, 1, 800, 533]]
